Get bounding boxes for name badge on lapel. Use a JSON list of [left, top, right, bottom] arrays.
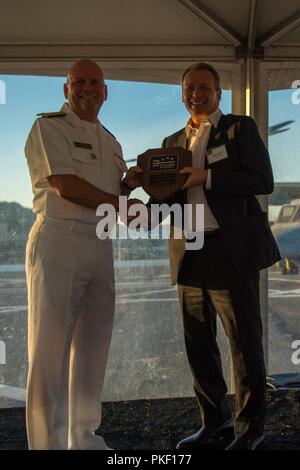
[[207, 144, 228, 165]]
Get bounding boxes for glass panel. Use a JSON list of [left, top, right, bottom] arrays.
[[277, 205, 297, 223], [0, 75, 231, 407], [269, 83, 300, 385]]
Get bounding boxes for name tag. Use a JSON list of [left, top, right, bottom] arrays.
[[73, 141, 93, 150], [207, 144, 228, 164]]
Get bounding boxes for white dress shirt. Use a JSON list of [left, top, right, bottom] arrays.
[[185, 108, 222, 232]]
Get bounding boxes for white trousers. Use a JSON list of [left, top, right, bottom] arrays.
[[25, 216, 115, 450]]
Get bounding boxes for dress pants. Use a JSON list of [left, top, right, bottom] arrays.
[[177, 232, 266, 438], [25, 215, 115, 450]]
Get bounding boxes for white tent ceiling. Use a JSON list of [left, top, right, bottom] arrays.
[[0, 0, 300, 82]]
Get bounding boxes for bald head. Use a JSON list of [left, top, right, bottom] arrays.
[[66, 59, 104, 82], [64, 59, 107, 123]]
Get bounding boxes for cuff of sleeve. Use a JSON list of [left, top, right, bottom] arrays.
[[205, 169, 212, 190], [122, 179, 134, 191], [34, 168, 77, 188]]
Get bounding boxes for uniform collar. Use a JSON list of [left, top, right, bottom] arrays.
[[185, 108, 222, 139], [61, 102, 100, 128]]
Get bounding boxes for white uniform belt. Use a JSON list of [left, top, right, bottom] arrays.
[[37, 214, 100, 238]]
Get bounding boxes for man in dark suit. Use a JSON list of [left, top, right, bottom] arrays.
[[152, 63, 280, 450]]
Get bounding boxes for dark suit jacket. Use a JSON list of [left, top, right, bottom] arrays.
[[149, 113, 281, 284]]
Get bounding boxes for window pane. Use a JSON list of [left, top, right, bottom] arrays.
[[269, 86, 300, 381]]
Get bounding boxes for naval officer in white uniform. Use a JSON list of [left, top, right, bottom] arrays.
[[25, 59, 141, 450]]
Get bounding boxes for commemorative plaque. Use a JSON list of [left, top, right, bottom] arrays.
[[137, 147, 192, 200]]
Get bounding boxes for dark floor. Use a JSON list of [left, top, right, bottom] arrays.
[[0, 390, 299, 450]]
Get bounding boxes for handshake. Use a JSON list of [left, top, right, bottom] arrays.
[[120, 165, 149, 227], [96, 153, 205, 249]]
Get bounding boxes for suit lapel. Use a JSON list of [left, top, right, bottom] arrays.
[[204, 114, 228, 169], [207, 114, 227, 150]]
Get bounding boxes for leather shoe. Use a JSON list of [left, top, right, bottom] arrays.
[[226, 434, 266, 450], [176, 417, 234, 449]]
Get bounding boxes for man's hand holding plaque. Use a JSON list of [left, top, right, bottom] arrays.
[[137, 147, 192, 200]]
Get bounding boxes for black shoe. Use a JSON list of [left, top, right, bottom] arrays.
[[176, 417, 234, 450], [226, 434, 266, 450]]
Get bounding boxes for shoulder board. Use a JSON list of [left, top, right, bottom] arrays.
[[37, 112, 66, 118], [102, 125, 116, 139]]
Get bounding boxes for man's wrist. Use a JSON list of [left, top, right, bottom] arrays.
[[122, 179, 134, 191]]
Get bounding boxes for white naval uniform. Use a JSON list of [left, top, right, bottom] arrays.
[[25, 103, 127, 450]]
